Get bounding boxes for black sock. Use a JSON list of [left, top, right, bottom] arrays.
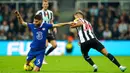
[[84, 56, 95, 66], [107, 53, 121, 67], [45, 47, 55, 56]]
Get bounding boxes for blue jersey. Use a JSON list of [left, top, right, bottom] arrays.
[[27, 23, 52, 51]]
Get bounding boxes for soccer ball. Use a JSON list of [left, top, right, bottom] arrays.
[[74, 18, 79, 22], [70, 18, 79, 27], [24, 62, 34, 71]]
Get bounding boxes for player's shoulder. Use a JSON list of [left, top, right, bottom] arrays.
[[28, 23, 33, 25], [78, 18, 88, 22], [37, 10, 42, 12], [36, 10, 42, 15], [47, 10, 53, 13], [27, 23, 34, 29], [43, 22, 52, 27], [28, 23, 34, 26]]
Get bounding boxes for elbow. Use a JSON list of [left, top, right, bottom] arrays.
[[70, 26, 75, 28], [20, 22, 23, 24], [21, 21, 25, 25], [18, 21, 22, 24]]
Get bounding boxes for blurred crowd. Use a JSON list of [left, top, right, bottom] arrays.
[[0, 4, 130, 41], [0, 3, 59, 41], [82, 5, 130, 40]]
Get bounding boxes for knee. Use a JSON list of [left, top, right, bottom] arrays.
[[101, 48, 108, 56], [45, 43, 48, 48], [52, 43, 57, 48]]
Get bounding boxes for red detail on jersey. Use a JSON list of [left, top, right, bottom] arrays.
[[84, 20, 92, 31], [79, 18, 92, 31], [46, 12, 48, 16], [44, 12, 48, 17]]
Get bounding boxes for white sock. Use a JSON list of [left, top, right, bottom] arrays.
[[93, 64, 98, 69]]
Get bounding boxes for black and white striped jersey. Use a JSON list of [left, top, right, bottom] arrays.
[[36, 10, 53, 33], [76, 18, 96, 43], [36, 9, 53, 24]]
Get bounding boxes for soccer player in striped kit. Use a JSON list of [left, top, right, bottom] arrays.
[[36, 0, 57, 64], [70, 11, 126, 72]]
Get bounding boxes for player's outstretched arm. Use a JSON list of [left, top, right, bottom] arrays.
[[70, 20, 83, 28], [53, 22, 72, 28], [14, 10, 27, 26]]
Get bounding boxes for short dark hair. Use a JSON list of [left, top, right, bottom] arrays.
[[34, 14, 42, 20], [74, 11, 85, 18]]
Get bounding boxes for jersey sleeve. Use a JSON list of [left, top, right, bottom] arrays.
[[44, 23, 53, 29], [27, 23, 32, 30], [36, 10, 42, 15], [50, 11, 54, 21]]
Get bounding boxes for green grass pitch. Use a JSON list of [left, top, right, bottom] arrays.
[[0, 56, 129, 73]]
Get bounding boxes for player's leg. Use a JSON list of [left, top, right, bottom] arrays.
[[81, 42, 98, 72], [42, 39, 49, 64], [46, 39, 49, 47], [45, 40, 57, 56], [33, 51, 45, 72], [26, 51, 35, 65], [24, 52, 35, 71], [93, 39, 126, 72], [45, 33, 57, 56], [100, 48, 126, 72]]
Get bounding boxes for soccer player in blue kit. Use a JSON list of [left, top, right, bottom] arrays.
[[14, 10, 71, 72]]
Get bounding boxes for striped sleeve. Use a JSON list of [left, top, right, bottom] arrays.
[[50, 11, 54, 20], [36, 10, 42, 15]]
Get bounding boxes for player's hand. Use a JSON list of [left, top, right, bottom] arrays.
[[53, 28, 57, 34], [14, 10, 19, 16], [70, 22, 76, 27]]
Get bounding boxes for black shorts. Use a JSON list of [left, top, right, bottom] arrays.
[[47, 33, 56, 42], [80, 38, 105, 55]]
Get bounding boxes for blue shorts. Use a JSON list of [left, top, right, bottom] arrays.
[[26, 49, 45, 68]]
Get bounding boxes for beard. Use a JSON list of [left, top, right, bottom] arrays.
[[35, 24, 41, 28]]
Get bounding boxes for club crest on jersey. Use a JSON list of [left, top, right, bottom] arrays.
[[36, 31, 43, 40], [42, 28, 45, 31]]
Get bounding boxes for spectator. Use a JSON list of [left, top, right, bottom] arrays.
[[96, 17, 104, 40], [2, 5, 10, 21], [21, 28, 30, 40], [0, 13, 3, 23], [0, 30, 7, 40], [98, 5, 107, 24], [8, 22, 15, 34], [121, 11, 129, 23], [26, 7, 34, 22], [125, 25, 130, 40], [17, 32, 22, 40], [118, 16, 128, 34], [108, 6, 116, 18], [84, 8, 91, 21], [103, 24, 112, 40], [7, 32, 13, 40], [0, 20, 9, 33], [52, 8, 60, 24], [112, 25, 120, 40], [107, 11, 114, 27], [89, 5, 98, 16], [128, 15, 130, 24]]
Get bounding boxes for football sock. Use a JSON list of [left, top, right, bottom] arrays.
[[84, 56, 95, 66], [45, 47, 55, 56], [107, 53, 121, 67]]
